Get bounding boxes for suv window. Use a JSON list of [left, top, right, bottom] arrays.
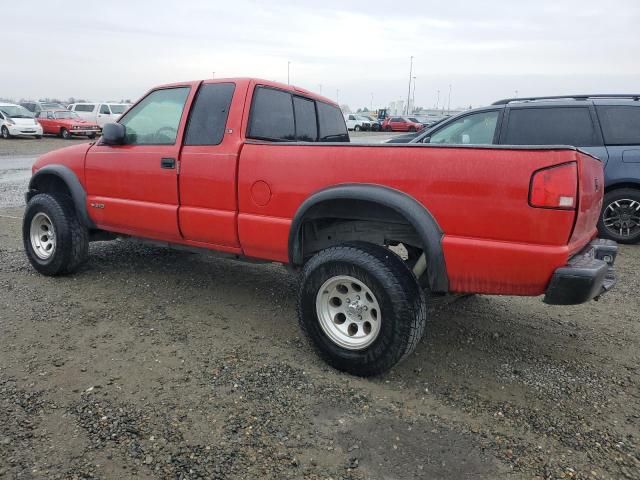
[[596, 105, 640, 145], [119, 87, 190, 145], [100, 104, 110, 114], [248, 87, 295, 141], [504, 107, 598, 146], [75, 104, 95, 112], [293, 96, 318, 141], [184, 82, 235, 146], [317, 101, 349, 142], [391, 117, 404, 122], [429, 110, 499, 145]]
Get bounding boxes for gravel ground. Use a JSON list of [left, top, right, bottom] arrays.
[[0, 140, 638, 479]]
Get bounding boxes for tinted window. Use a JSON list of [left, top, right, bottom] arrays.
[[184, 82, 235, 145], [75, 104, 95, 112], [293, 96, 317, 141], [100, 104, 110, 114], [248, 87, 295, 141], [391, 117, 403, 122], [596, 105, 640, 145], [429, 111, 499, 145], [504, 107, 598, 146], [120, 87, 190, 145], [317, 102, 349, 142]]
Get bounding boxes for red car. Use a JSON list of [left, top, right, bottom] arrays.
[[382, 116, 424, 132], [23, 78, 617, 376], [37, 110, 101, 139]]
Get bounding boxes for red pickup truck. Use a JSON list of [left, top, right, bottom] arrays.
[[23, 78, 618, 376]]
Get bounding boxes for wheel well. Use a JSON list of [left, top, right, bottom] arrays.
[[30, 174, 72, 200], [605, 182, 640, 194]]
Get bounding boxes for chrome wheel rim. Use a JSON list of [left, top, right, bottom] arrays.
[[603, 199, 640, 238], [30, 212, 56, 260], [315, 275, 381, 350]]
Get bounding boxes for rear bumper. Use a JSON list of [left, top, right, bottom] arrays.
[[544, 239, 617, 305]]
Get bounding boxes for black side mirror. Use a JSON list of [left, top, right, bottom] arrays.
[[101, 123, 126, 145], [422, 136, 431, 144]]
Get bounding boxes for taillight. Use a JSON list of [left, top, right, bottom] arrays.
[[529, 162, 577, 209]]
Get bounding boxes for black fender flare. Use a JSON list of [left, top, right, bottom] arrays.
[[26, 164, 95, 229], [288, 183, 448, 292]]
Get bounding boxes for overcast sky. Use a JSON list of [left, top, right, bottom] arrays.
[[2, 0, 639, 109]]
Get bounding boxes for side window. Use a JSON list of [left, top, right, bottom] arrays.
[[119, 87, 190, 145], [184, 82, 235, 146], [504, 107, 598, 146], [349, 115, 356, 121], [429, 111, 499, 145], [75, 104, 95, 112], [391, 117, 403, 122], [247, 86, 295, 141], [596, 106, 640, 145], [100, 104, 110, 114], [293, 96, 317, 141], [317, 101, 349, 142]]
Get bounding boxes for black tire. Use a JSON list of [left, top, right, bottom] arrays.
[[23, 193, 89, 276], [598, 188, 640, 244], [88, 133, 96, 139], [1, 126, 11, 139], [35, 135, 42, 139], [298, 242, 426, 376], [409, 126, 416, 132], [60, 128, 71, 139], [354, 125, 361, 132], [384, 126, 392, 132]]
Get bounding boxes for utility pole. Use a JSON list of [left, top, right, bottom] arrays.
[[370, 92, 373, 111], [411, 77, 416, 114], [406, 56, 414, 115], [287, 61, 291, 85], [447, 84, 452, 114], [436, 90, 440, 110]]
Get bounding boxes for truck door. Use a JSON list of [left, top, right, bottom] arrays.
[[85, 85, 197, 240], [178, 81, 241, 248]]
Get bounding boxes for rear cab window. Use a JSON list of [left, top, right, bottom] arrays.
[[503, 106, 600, 146], [247, 85, 348, 142]]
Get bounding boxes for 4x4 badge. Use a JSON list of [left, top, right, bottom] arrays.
[[90, 203, 105, 209]]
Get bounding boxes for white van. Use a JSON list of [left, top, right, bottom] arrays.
[[67, 103, 130, 127]]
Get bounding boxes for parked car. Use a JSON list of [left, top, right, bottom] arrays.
[[68, 102, 130, 127], [385, 117, 449, 143], [0, 103, 43, 139], [343, 113, 370, 131], [20, 101, 67, 115], [365, 115, 381, 131], [23, 78, 616, 376], [36, 110, 101, 139], [406, 94, 640, 244], [381, 116, 424, 132]]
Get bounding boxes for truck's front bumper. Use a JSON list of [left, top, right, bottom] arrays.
[[544, 239, 617, 305]]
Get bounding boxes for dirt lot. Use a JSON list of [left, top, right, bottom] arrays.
[[0, 138, 639, 479]]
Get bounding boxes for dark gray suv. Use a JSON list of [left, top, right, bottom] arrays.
[[407, 95, 640, 243]]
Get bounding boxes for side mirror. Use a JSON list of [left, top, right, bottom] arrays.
[[422, 136, 431, 144], [101, 123, 126, 145]]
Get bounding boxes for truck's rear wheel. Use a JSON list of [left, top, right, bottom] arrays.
[[598, 188, 640, 244], [23, 193, 89, 276], [298, 242, 426, 376]]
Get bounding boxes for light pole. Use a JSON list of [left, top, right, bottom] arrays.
[[411, 76, 416, 114], [436, 90, 440, 110], [287, 61, 291, 85], [406, 56, 413, 115], [370, 92, 373, 111], [447, 84, 452, 114]]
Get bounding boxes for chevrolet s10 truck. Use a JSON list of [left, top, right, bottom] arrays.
[[23, 78, 618, 376]]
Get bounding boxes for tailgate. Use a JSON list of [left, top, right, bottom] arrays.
[[569, 150, 604, 252]]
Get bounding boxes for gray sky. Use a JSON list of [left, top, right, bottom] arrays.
[[3, 0, 639, 109]]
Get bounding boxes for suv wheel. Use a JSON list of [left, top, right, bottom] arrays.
[[23, 193, 89, 275], [297, 242, 426, 376], [598, 188, 640, 244], [1, 126, 11, 139], [354, 125, 361, 132]]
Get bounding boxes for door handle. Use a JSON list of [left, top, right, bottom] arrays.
[[161, 157, 176, 169]]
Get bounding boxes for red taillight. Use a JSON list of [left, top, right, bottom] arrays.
[[529, 162, 577, 210]]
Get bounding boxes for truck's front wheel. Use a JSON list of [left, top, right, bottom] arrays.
[[23, 193, 89, 276], [298, 242, 426, 376]]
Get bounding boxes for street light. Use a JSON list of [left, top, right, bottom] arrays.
[[447, 84, 452, 114], [411, 76, 416, 114], [406, 56, 413, 115]]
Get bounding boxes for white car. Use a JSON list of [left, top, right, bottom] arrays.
[[343, 113, 371, 131], [67, 102, 130, 127], [0, 103, 43, 139]]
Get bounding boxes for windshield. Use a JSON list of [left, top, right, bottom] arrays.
[[109, 104, 129, 114], [408, 117, 421, 123], [0, 105, 34, 118], [53, 111, 80, 119]]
